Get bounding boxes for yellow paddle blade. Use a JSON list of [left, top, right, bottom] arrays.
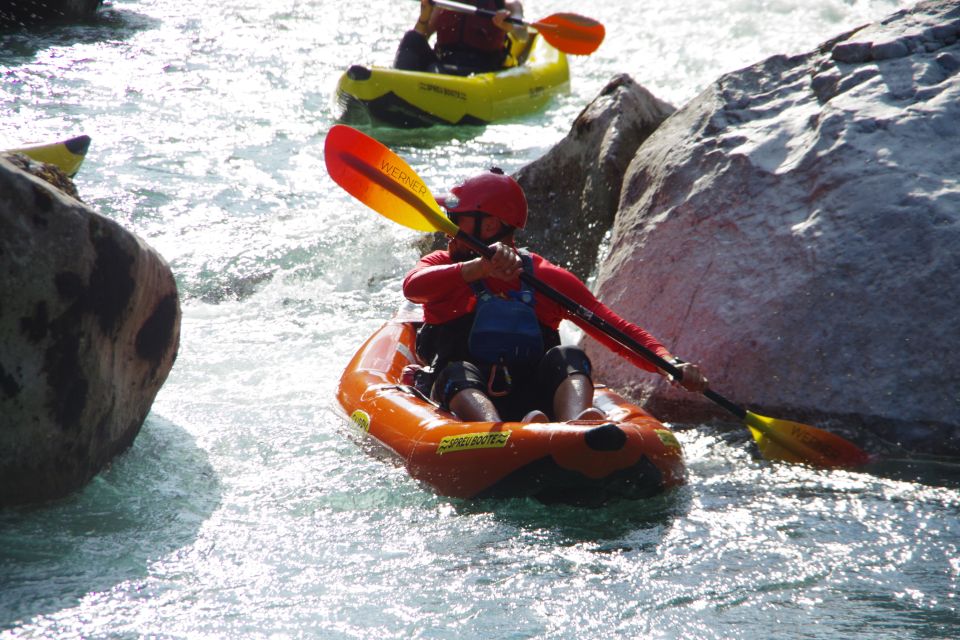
[[745, 411, 871, 468], [323, 125, 457, 235]]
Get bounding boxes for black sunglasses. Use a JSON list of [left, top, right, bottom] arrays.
[[446, 210, 487, 224]]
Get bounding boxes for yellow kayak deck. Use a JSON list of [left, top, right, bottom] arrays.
[[3, 135, 91, 177]]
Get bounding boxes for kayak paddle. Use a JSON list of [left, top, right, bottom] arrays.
[[323, 124, 871, 469], [428, 0, 605, 56]]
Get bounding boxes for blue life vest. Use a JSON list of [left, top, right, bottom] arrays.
[[467, 252, 543, 366]]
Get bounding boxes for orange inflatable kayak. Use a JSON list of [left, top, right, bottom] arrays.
[[337, 305, 686, 504]]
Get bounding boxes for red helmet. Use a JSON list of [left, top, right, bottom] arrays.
[[442, 170, 528, 229]]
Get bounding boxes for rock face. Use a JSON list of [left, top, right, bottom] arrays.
[[515, 74, 675, 280], [586, 0, 960, 451], [0, 158, 180, 506], [2, 153, 82, 201], [0, 0, 102, 28]]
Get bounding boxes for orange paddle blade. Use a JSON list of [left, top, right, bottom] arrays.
[[323, 125, 456, 235], [745, 411, 872, 468], [533, 13, 605, 55]]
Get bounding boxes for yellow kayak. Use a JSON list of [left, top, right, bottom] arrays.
[[335, 35, 569, 128], [4, 134, 91, 177]]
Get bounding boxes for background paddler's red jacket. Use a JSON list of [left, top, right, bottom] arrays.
[[402, 249, 672, 373], [434, 0, 508, 54]]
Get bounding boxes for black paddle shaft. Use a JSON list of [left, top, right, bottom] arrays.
[[458, 231, 749, 421], [430, 0, 526, 27]]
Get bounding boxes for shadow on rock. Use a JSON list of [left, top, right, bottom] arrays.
[[0, 414, 220, 630], [0, 7, 158, 59]]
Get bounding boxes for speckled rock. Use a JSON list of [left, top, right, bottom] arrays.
[[0, 157, 180, 506], [0, 0, 102, 28], [1, 152, 81, 201], [584, 0, 960, 455], [515, 74, 675, 280]]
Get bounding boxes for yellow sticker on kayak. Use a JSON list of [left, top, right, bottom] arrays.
[[436, 431, 511, 455], [350, 410, 371, 432], [655, 429, 681, 448]]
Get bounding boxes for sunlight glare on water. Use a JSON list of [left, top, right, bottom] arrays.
[[3, 0, 958, 638]]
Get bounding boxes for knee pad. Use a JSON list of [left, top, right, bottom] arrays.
[[432, 361, 486, 410], [537, 345, 593, 400]]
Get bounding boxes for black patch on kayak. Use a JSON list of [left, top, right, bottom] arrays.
[[346, 65, 372, 81], [476, 454, 665, 506], [64, 135, 91, 156], [584, 423, 627, 451], [337, 90, 488, 128]]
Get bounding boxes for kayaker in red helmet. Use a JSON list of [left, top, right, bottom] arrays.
[[402, 169, 709, 423], [394, 0, 528, 74]]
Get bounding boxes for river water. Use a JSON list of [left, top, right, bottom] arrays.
[[3, 0, 958, 638]]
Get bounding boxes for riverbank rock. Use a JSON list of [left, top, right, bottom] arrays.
[[516, 74, 675, 280], [585, 0, 960, 455], [0, 158, 181, 506], [2, 152, 82, 201], [0, 0, 102, 28]]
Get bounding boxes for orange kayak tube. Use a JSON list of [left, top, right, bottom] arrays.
[[337, 309, 686, 504]]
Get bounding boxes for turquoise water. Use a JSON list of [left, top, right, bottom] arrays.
[[3, 0, 958, 638]]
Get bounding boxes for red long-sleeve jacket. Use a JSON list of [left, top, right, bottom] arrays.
[[402, 249, 672, 373]]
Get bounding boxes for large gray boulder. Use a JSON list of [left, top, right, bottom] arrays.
[[585, 0, 960, 453], [0, 158, 180, 506], [516, 74, 675, 280], [0, 0, 102, 27]]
